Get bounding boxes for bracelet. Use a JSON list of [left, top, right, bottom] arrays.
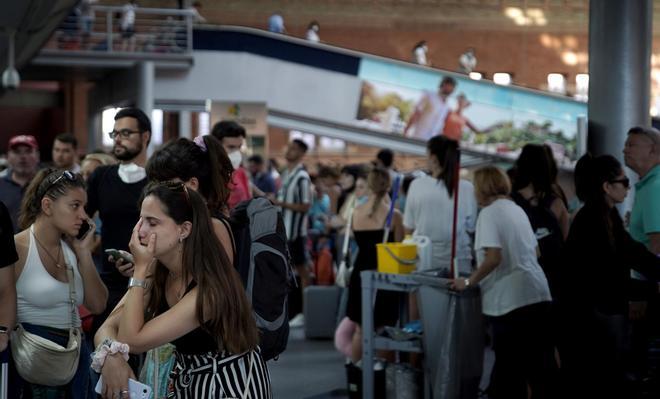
[[128, 277, 148, 289], [90, 339, 130, 373]]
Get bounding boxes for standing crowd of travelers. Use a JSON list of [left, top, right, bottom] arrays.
[[0, 105, 659, 398]]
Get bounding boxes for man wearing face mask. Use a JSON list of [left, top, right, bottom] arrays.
[[86, 107, 150, 332], [211, 120, 252, 209]]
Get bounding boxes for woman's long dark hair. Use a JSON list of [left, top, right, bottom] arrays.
[[142, 182, 258, 354], [574, 153, 623, 245], [513, 144, 555, 200], [19, 168, 86, 230], [427, 135, 459, 196], [146, 136, 233, 215]]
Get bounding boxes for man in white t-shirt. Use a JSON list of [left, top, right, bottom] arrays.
[[404, 76, 456, 141]]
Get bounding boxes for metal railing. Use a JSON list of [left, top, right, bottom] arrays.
[[43, 5, 194, 55]]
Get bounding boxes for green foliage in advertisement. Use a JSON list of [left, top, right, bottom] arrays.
[[472, 121, 576, 159], [357, 82, 415, 121]]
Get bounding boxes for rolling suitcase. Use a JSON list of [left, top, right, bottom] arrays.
[[303, 285, 342, 339]]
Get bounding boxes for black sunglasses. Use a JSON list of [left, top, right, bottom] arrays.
[[42, 170, 77, 196], [609, 177, 630, 189]]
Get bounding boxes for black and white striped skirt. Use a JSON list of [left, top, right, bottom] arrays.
[[166, 349, 272, 398]]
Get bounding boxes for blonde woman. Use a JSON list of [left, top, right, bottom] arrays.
[[345, 166, 403, 362], [451, 166, 556, 399]]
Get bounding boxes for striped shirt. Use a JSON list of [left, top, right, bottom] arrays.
[[277, 164, 311, 241], [167, 349, 272, 398]]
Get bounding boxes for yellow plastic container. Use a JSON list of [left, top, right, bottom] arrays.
[[377, 243, 418, 274]]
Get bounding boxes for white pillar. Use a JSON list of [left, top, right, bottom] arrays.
[[179, 110, 192, 139]]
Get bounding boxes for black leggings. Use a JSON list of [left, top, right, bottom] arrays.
[[489, 302, 558, 399]]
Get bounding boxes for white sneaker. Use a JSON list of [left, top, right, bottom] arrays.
[[289, 313, 305, 328]]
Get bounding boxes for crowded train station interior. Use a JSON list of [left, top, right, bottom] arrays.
[[1, 1, 660, 398]]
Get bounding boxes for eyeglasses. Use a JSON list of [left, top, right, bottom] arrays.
[[108, 129, 141, 140], [609, 177, 630, 189], [43, 170, 77, 196]]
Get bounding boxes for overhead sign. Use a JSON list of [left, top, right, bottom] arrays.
[[206, 101, 268, 136]]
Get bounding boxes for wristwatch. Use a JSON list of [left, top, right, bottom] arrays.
[[464, 278, 471, 288], [128, 277, 148, 289], [0, 325, 8, 335]]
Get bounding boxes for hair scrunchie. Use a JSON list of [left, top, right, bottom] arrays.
[[193, 135, 208, 152]]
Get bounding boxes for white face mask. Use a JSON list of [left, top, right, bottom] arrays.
[[117, 163, 146, 184], [228, 150, 243, 170]]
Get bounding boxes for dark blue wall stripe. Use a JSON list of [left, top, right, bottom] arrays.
[[193, 29, 360, 76]]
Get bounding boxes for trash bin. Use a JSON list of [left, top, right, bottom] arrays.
[[386, 363, 422, 399], [412, 269, 484, 399]]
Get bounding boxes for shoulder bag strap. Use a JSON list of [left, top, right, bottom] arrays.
[[342, 197, 357, 260], [65, 259, 77, 329]]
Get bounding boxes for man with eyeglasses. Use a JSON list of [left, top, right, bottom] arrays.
[[0, 135, 40, 232], [623, 126, 660, 385], [86, 108, 150, 335]]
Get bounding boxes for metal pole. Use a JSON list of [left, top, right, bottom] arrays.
[[361, 271, 374, 399], [137, 61, 155, 154], [186, 14, 193, 52], [106, 10, 112, 52], [576, 115, 588, 158], [588, 0, 652, 158]]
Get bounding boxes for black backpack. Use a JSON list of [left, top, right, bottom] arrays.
[[227, 197, 292, 361], [510, 192, 563, 295]]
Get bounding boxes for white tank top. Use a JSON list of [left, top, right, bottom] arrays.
[[16, 225, 83, 329]]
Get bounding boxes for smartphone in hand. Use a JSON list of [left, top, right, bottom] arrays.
[[76, 220, 91, 240], [104, 249, 134, 264], [95, 377, 152, 399]]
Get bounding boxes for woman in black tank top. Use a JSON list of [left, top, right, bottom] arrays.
[[96, 182, 270, 398]]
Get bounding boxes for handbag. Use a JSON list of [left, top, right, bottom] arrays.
[[11, 262, 82, 386], [139, 344, 176, 399]]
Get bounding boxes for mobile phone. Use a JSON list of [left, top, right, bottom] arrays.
[[105, 249, 134, 264], [95, 377, 152, 399], [76, 220, 91, 240]]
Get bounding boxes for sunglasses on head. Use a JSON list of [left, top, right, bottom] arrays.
[[41, 170, 78, 198], [609, 177, 630, 189], [159, 180, 191, 204]]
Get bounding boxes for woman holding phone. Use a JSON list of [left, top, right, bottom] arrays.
[[10, 168, 108, 398], [94, 182, 270, 398]]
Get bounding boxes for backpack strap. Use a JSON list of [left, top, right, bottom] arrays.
[[216, 215, 237, 259]]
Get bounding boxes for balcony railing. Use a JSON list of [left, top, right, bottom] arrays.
[[42, 5, 194, 55]]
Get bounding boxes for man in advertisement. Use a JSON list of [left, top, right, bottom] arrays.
[[403, 76, 457, 141]]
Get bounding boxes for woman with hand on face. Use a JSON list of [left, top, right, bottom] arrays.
[[557, 154, 660, 398], [98, 136, 238, 399], [10, 168, 108, 399], [94, 182, 270, 399]]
